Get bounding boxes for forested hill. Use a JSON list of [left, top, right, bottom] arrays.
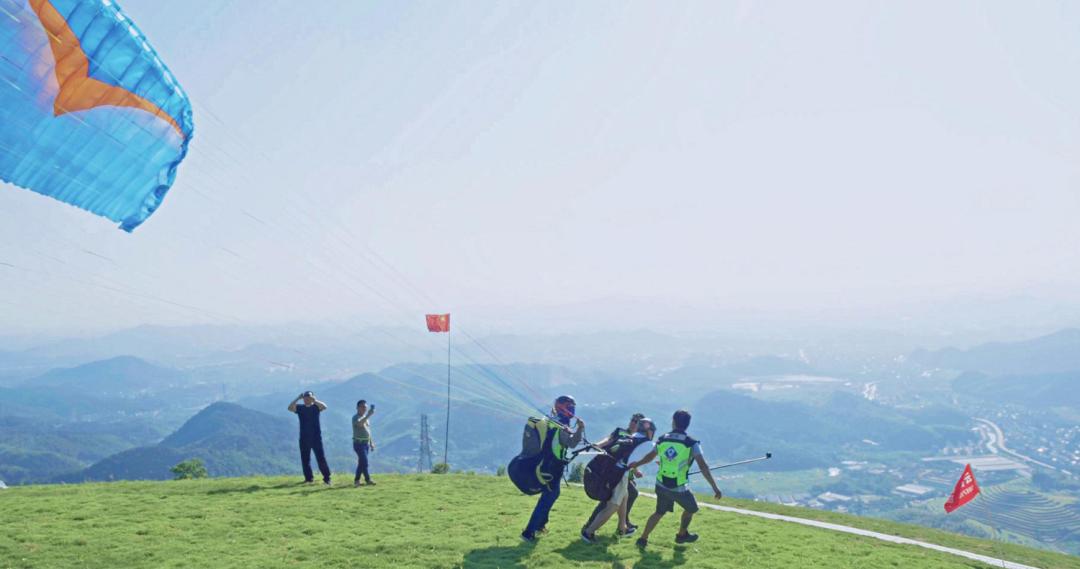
[[56, 402, 295, 482]]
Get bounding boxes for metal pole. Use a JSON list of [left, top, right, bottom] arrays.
[[443, 329, 451, 466], [689, 453, 772, 476], [981, 495, 1007, 569]]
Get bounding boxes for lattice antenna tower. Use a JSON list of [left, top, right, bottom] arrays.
[[418, 414, 435, 473]]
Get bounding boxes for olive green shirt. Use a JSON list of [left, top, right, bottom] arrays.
[[352, 411, 373, 442]]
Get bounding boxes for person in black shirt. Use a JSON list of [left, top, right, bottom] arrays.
[[288, 391, 331, 485], [583, 413, 645, 531]]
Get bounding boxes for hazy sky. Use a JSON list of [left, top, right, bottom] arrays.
[[3, 1, 1080, 336]]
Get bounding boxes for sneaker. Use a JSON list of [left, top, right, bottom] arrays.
[[354, 480, 361, 488], [537, 526, 548, 535], [520, 532, 537, 544], [323, 480, 332, 486], [674, 532, 699, 544], [365, 480, 376, 486], [635, 537, 648, 548], [581, 529, 596, 544], [618, 526, 637, 538], [627, 523, 638, 532], [302, 480, 314, 485]]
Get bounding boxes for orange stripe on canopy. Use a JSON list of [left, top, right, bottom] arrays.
[[29, 0, 185, 138]]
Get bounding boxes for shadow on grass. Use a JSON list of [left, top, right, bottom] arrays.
[[204, 482, 298, 495], [461, 542, 533, 569], [553, 539, 624, 566], [634, 544, 689, 568]]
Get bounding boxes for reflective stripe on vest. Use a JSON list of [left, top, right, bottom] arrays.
[[550, 422, 565, 461], [656, 432, 695, 487], [527, 417, 567, 462]]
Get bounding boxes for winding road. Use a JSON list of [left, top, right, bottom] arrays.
[[975, 418, 1060, 472]]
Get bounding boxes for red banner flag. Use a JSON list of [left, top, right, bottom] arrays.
[[944, 464, 980, 513], [426, 313, 450, 333]]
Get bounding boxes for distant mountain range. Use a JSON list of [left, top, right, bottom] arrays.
[[0, 388, 982, 485], [58, 402, 295, 482], [911, 329, 1080, 411], [0, 324, 442, 385], [9, 326, 1076, 486], [953, 371, 1080, 408], [26, 356, 185, 395], [0, 319, 1013, 388], [692, 390, 971, 470], [656, 355, 816, 389], [0, 349, 987, 486], [911, 328, 1080, 375], [0, 356, 213, 422]]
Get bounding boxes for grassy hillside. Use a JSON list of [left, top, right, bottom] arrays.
[[2, 475, 1077, 568]]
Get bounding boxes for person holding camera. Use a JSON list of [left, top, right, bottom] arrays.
[[352, 399, 376, 487], [288, 391, 331, 485]]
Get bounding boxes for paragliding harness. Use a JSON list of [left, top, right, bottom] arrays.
[[508, 417, 574, 495], [583, 430, 649, 502]]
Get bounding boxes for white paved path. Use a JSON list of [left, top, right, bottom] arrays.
[[637, 492, 1038, 569]]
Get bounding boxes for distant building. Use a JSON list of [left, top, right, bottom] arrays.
[[817, 492, 853, 503], [958, 456, 1029, 473], [894, 484, 934, 497]]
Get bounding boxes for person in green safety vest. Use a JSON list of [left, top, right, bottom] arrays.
[[520, 395, 585, 543], [634, 409, 722, 548]]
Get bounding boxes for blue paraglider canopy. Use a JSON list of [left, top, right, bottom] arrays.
[[0, 0, 194, 231]]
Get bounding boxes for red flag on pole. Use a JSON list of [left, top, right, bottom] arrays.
[[944, 464, 980, 513], [426, 314, 450, 333]]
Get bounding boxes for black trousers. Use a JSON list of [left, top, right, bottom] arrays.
[[627, 477, 639, 513], [585, 477, 638, 528], [299, 437, 331, 482]]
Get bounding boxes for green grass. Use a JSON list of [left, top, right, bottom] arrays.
[[0, 474, 1076, 568]]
